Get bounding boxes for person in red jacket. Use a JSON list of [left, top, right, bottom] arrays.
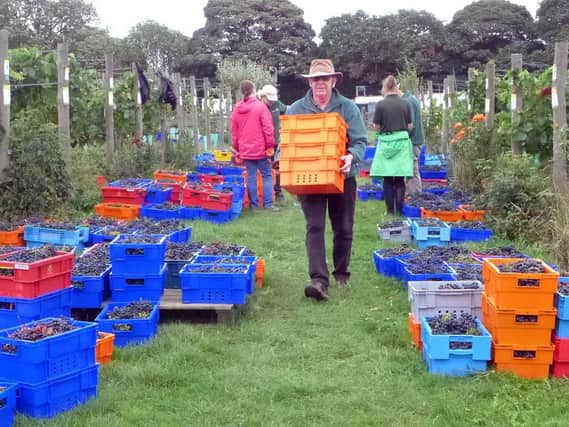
[[231, 80, 276, 209]]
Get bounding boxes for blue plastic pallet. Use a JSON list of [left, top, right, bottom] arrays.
[[421, 317, 492, 361], [179, 264, 250, 304], [140, 204, 183, 220], [16, 365, 98, 419], [450, 227, 493, 242], [24, 225, 89, 246], [0, 382, 17, 427], [0, 318, 97, 385], [0, 288, 72, 329], [422, 347, 488, 376], [71, 267, 110, 309], [109, 234, 167, 276], [109, 264, 166, 303], [96, 302, 160, 347], [192, 255, 257, 294], [144, 186, 173, 204]]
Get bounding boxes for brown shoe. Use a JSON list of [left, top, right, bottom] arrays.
[[334, 274, 350, 289], [304, 280, 329, 301]]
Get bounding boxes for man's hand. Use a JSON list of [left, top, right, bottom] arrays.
[[340, 153, 353, 175]]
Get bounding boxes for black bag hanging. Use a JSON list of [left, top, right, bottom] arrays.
[[135, 63, 150, 104], [158, 71, 177, 111]]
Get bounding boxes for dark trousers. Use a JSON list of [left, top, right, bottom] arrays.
[[299, 177, 357, 285], [383, 177, 406, 215]]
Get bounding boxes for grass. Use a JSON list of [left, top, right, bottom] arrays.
[[15, 193, 569, 427]]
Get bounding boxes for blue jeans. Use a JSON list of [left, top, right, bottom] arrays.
[[244, 159, 273, 208]]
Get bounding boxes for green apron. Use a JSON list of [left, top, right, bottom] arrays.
[[370, 131, 413, 178]]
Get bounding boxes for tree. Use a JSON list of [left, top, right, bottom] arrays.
[[70, 27, 124, 69], [445, 0, 536, 74], [0, 0, 98, 48], [217, 58, 275, 101], [124, 20, 190, 73], [179, 0, 316, 78], [537, 0, 569, 44]]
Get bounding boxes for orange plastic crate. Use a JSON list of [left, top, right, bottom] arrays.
[[280, 156, 343, 195], [0, 226, 25, 246], [280, 128, 347, 146], [493, 342, 554, 379], [153, 170, 188, 186], [420, 207, 463, 222], [256, 258, 265, 288], [408, 313, 422, 351], [482, 258, 559, 310], [459, 204, 486, 221], [482, 293, 556, 346], [96, 332, 115, 365], [95, 203, 140, 221], [281, 113, 347, 131], [279, 140, 345, 159]]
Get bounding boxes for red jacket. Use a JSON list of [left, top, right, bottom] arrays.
[[231, 97, 275, 160]]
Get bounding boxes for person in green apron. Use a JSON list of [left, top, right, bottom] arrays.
[[370, 75, 413, 216]]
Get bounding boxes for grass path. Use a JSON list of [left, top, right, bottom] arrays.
[[17, 197, 569, 427]]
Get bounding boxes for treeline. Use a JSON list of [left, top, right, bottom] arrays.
[[2, 0, 568, 100]]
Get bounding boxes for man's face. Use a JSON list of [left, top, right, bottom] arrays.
[[309, 75, 336, 98]]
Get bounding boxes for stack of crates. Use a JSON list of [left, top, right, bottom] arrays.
[[0, 247, 73, 329], [481, 257, 559, 379], [109, 234, 167, 303], [70, 244, 111, 309], [552, 278, 569, 377], [280, 113, 347, 195], [0, 318, 98, 419]]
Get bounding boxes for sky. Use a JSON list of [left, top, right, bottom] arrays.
[[90, 0, 542, 39]]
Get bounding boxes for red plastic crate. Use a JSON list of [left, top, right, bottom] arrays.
[[0, 272, 71, 299], [199, 174, 224, 185], [201, 191, 233, 211], [552, 362, 569, 378], [101, 186, 147, 205], [554, 336, 569, 362], [181, 186, 207, 207]]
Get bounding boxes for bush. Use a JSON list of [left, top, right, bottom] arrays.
[[0, 109, 70, 219], [475, 154, 552, 242]]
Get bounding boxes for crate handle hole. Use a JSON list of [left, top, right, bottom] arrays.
[[126, 279, 145, 286], [517, 279, 539, 288], [126, 249, 145, 256], [112, 324, 133, 332], [0, 302, 15, 311], [513, 350, 536, 359], [515, 315, 538, 323]]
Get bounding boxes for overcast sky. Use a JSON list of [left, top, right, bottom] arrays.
[[90, 0, 541, 38]]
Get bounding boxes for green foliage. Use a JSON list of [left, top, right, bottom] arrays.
[[103, 142, 162, 182], [397, 66, 420, 95], [65, 144, 106, 215], [0, 109, 70, 219], [180, 0, 316, 78], [0, 0, 98, 48], [217, 58, 275, 101], [476, 154, 553, 242], [423, 103, 442, 153]]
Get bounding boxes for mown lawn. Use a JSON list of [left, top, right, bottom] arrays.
[[16, 192, 569, 427]]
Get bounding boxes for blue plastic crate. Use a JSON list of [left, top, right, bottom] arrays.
[[557, 318, 569, 338], [230, 199, 244, 220], [403, 264, 456, 283], [373, 189, 384, 200], [168, 226, 192, 243], [357, 189, 370, 202], [16, 364, 98, 419], [180, 207, 203, 220], [422, 347, 488, 376], [144, 186, 173, 204], [140, 204, 183, 220], [412, 219, 451, 241], [372, 251, 413, 278], [179, 264, 250, 304], [403, 204, 421, 218], [109, 234, 167, 276], [109, 264, 166, 303], [95, 302, 160, 347], [0, 382, 17, 427], [220, 165, 244, 176], [423, 187, 448, 196], [222, 175, 245, 185], [363, 145, 376, 161], [186, 172, 200, 183], [421, 317, 492, 361], [24, 225, 89, 246], [420, 169, 448, 180], [196, 165, 219, 175], [556, 291, 569, 320], [0, 318, 97, 385], [0, 288, 72, 330], [201, 210, 232, 224], [450, 227, 493, 242], [193, 152, 215, 163], [445, 263, 483, 282], [192, 255, 257, 294], [71, 267, 110, 309]]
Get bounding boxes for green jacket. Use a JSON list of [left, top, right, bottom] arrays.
[[286, 89, 367, 178], [270, 100, 287, 145], [402, 92, 425, 146]]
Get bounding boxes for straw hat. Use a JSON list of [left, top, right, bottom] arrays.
[[301, 59, 343, 84]]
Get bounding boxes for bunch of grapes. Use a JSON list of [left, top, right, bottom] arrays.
[[438, 281, 480, 290], [498, 259, 545, 274], [166, 242, 203, 260], [4, 246, 59, 263], [428, 312, 481, 336], [107, 301, 154, 319], [200, 242, 245, 256], [377, 244, 414, 258]]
